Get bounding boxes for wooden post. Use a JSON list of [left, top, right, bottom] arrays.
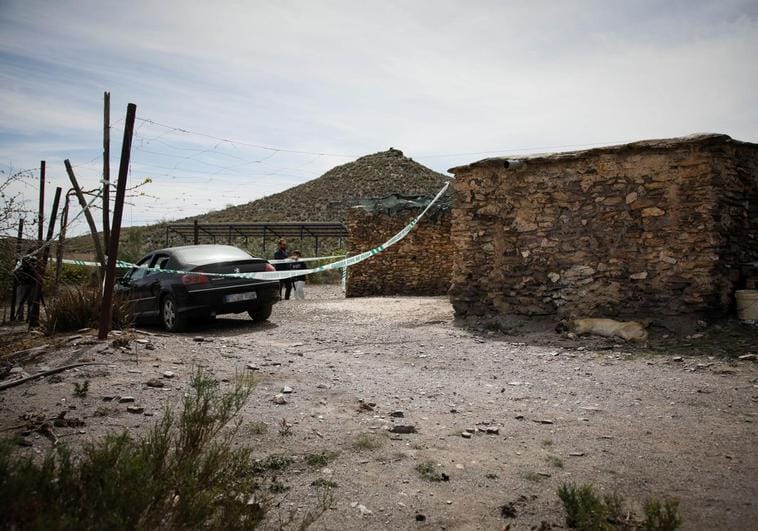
[[99, 103, 136, 340], [9, 218, 24, 321], [193, 219, 199, 245], [38, 161, 45, 243], [29, 187, 61, 327], [65, 160, 106, 270], [55, 193, 71, 289], [103, 91, 111, 250]]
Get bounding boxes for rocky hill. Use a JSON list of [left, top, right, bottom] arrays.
[[66, 148, 450, 256], [182, 148, 449, 223]]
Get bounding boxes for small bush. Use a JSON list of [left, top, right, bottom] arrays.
[[558, 483, 683, 531], [0, 369, 264, 530], [558, 483, 613, 530], [304, 451, 336, 467], [73, 380, 89, 398], [41, 287, 132, 335], [644, 497, 682, 531], [352, 433, 383, 451], [415, 461, 448, 482]]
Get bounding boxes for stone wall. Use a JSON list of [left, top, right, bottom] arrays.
[[448, 134, 758, 319], [346, 205, 453, 297]]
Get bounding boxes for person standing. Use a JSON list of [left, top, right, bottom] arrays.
[[273, 239, 292, 300], [290, 250, 307, 300], [14, 249, 39, 321]]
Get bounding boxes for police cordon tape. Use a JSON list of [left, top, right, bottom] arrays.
[[269, 255, 346, 265], [61, 181, 450, 282]]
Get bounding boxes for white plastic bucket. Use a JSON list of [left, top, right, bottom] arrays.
[[735, 290, 758, 321]]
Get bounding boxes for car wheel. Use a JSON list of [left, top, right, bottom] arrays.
[[161, 294, 187, 332], [248, 304, 273, 323]]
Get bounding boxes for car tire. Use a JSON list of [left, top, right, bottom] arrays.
[[248, 304, 273, 323], [161, 294, 187, 332]]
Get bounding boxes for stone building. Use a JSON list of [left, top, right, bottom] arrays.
[[346, 193, 453, 297], [448, 134, 758, 319]]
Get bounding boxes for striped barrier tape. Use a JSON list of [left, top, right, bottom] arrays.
[[269, 255, 346, 265], [60, 181, 450, 282]]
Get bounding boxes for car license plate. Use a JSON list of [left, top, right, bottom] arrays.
[[224, 291, 257, 303]]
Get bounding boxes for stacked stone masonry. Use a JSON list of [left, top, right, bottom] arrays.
[[346, 207, 453, 297], [448, 134, 758, 318]]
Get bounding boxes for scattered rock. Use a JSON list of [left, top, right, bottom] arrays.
[[118, 396, 135, 403], [356, 504, 373, 517], [389, 425, 417, 434], [390, 410, 405, 418], [146, 379, 165, 388], [486, 426, 500, 435], [672, 356, 683, 362], [127, 406, 145, 414], [281, 385, 294, 394], [135, 339, 149, 345], [738, 354, 756, 361], [162, 371, 175, 379], [145, 343, 156, 350], [272, 394, 288, 405], [193, 336, 205, 342], [246, 364, 260, 371], [569, 452, 585, 457], [461, 432, 472, 439], [514, 415, 525, 420], [535, 419, 554, 425], [629, 271, 648, 280], [415, 514, 426, 522]]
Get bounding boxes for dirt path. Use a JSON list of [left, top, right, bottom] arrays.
[[1, 286, 756, 530]]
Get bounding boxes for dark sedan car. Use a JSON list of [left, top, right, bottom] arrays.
[[116, 245, 280, 331]]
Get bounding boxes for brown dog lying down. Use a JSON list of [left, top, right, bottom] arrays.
[[558, 318, 649, 342]]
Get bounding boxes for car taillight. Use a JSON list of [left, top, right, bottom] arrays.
[[265, 263, 276, 272], [181, 273, 209, 285]]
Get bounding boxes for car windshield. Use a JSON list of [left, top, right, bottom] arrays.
[[171, 245, 254, 267]]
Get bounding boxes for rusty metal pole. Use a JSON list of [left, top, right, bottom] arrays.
[[38, 161, 45, 243], [29, 187, 62, 327], [9, 218, 24, 321], [103, 91, 111, 250], [99, 103, 136, 340]]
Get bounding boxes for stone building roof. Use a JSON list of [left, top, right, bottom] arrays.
[[448, 133, 756, 173]]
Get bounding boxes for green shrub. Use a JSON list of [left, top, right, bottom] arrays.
[[40, 287, 132, 335], [644, 498, 682, 531], [0, 370, 264, 530], [558, 483, 683, 531], [415, 461, 448, 482], [558, 483, 615, 531]]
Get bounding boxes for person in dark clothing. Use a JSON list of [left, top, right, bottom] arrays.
[[289, 250, 307, 300], [14, 248, 39, 321], [273, 239, 292, 300]]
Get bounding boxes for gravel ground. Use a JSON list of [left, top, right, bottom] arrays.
[[1, 285, 757, 530]]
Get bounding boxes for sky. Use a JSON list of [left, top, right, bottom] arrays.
[[1, 0, 757, 237]]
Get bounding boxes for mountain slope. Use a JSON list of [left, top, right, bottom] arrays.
[[182, 148, 449, 223]]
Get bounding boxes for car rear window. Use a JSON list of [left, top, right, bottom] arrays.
[[172, 246, 255, 267]]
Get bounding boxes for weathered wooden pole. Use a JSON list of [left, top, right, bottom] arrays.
[[65, 160, 106, 270], [9, 218, 24, 321], [54, 193, 72, 289], [38, 161, 45, 243], [29, 187, 61, 327], [103, 91, 111, 250], [99, 103, 136, 340]]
